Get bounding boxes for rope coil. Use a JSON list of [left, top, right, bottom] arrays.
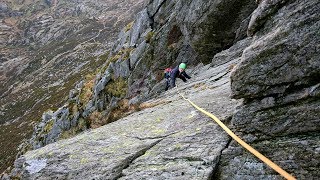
[[178, 92, 296, 180]]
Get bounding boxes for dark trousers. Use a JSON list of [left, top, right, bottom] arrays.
[[165, 77, 170, 91], [164, 73, 171, 91]]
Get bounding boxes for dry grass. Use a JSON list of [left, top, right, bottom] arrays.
[[139, 100, 171, 109], [105, 77, 128, 98], [107, 99, 130, 123], [88, 111, 104, 129], [228, 63, 237, 72], [79, 74, 96, 106]]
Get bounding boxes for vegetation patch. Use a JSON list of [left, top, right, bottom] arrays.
[[167, 25, 182, 46], [59, 118, 88, 140], [193, 82, 206, 89], [113, 47, 135, 62], [67, 100, 78, 117], [88, 111, 105, 128], [121, 47, 135, 60], [107, 99, 130, 123], [43, 119, 54, 133], [125, 21, 134, 32], [79, 74, 95, 106], [155, 70, 165, 82], [143, 46, 155, 69], [139, 100, 171, 109], [99, 51, 110, 62], [99, 47, 134, 73], [105, 77, 128, 98], [145, 31, 155, 43]]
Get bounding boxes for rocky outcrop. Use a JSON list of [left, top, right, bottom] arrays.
[[126, 0, 257, 100], [215, 0, 320, 179], [8, 48, 240, 179]]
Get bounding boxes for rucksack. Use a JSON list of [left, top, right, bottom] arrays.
[[164, 68, 172, 78]]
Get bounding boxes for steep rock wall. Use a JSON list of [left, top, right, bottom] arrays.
[[215, 0, 320, 179]]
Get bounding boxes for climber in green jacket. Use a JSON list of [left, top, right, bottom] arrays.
[[164, 63, 191, 91]]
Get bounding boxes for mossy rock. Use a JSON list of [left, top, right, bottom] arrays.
[[125, 21, 134, 32], [105, 77, 128, 98], [43, 120, 54, 133], [79, 74, 95, 106], [145, 31, 155, 43]]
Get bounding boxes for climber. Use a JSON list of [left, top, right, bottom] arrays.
[[164, 63, 191, 91]]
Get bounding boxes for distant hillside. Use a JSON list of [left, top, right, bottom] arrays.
[[0, 0, 147, 172]]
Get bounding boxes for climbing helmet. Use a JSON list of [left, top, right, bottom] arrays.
[[179, 63, 187, 69]]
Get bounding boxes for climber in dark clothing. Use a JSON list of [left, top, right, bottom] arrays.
[[164, 63, 191, 91]]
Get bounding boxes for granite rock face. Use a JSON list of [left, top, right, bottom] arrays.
[[230, 0, 320, 138], [4, 0, 320, 178], [232, 0, 320, 100], [9, 53, 240, 179], [28, 0, 257, 151], [216, 0, 320, 179]]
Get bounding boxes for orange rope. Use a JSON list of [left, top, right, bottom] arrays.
[[179, 93, 296, 180]]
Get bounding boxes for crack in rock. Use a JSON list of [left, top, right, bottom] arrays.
[[116, 139, 163, 179]]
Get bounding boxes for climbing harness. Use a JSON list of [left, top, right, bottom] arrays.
[[177, 92, 296, 180]]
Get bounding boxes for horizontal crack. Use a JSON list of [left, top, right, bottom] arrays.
[[163, 156, 204, 162], [126, 131, 179, 140], [209, 71, 229, 83]]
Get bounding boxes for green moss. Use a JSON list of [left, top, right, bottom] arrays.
[[105, 77, 128, 98], [59, 130, 73, 140], [43, 120, 54, 133], [125, 21, 134, 32], [144, 46, 155, 68], [110, 54, 122, 62], [145, 31, 155, 43], [78, 118, 88, 130], [99, 51, 110, 62], [99, 47, 134, 75], [174, 143, 182, 150], [121, 48, 134, 60], [59, 118, 88, 140], [68, 100, 78, 117]]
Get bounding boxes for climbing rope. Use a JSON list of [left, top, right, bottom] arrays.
[[178, 92, 296, 180]]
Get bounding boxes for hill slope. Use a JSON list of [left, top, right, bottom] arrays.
[[0, 0, 147, 172]]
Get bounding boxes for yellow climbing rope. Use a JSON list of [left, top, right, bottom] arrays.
[[178, 93, 296, 180]]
